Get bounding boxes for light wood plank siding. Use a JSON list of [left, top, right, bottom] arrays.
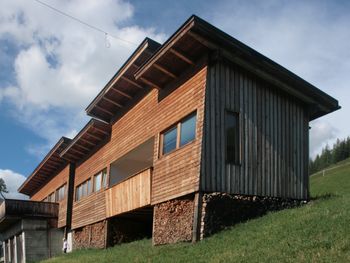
[[30, 165, 70, 227], [201, 60, 309, 199], [71, 65, 206, 228], [106, 168, 151, 217]]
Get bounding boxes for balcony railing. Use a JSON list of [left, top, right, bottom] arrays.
[[106, 168, 152, 217], [0, 199, 59, 221]]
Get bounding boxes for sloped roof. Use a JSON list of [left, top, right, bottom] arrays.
[[86, 37, 161, 123], [134, 15, 339, 120], [60, 118, 111, 163], [18, 137, 71, 196]]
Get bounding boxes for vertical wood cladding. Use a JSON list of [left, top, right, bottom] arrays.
[[31, 165, 70, 228], [71, 66, 206, 229], [201, 60, 309, 200]]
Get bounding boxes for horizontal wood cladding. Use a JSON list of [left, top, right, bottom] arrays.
[[201, 60, 309, 200], [72, 66, 207, 227], [30, 165, 70, 227], [151, 66, 206, 204], [106, 168, 151, 217], [71, 190, 106, 229]]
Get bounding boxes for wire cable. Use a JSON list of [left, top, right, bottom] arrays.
[[32, 0, 138, 46]]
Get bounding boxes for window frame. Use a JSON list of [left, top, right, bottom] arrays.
[[225, 110, 241, 165], [159, 111, 197, 157]]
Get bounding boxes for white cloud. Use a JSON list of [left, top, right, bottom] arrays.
[[0, 169, 28, 199], [309, 119, 338, 158], [0, 0, 165, 159]]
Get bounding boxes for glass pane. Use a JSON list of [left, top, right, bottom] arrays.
[[94, 173, 101, 192], [102, 170, 107, 188], [162, 126, 177, 155], [87, 179, 92, 194], [82, 182, 87, 197], [180, 113, 196, 146]]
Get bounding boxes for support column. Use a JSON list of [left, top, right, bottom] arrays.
[[3, 241, 7, 263], [14, 236, 18, 263], [192, 192, 203, 242]]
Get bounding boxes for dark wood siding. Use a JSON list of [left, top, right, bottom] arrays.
[[201, 59, 309, 199]]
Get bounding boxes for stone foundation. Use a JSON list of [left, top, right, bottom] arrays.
[[73, 220, 106, 249], [199, 193, 304, 239], [153, 195, 195, 245]]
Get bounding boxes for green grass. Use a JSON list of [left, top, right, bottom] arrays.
[[43, 159, 350, 263]]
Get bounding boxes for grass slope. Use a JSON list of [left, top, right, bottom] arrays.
[[43, 159, 350, 263]]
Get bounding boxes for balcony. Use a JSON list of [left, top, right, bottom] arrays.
[[106, 168, 152, 218], [0, 199, 59, 231]]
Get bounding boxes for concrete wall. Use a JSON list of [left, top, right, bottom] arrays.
[[1, 219, 64, 263]]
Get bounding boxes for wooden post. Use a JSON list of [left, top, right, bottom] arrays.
[[192, 192, 203, 243]]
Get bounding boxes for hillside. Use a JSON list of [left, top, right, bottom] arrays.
[[43, 159, 350, 263]]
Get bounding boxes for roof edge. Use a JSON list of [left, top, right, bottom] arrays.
[[85, 37, 161, 115], [18, 136, 71, 194]]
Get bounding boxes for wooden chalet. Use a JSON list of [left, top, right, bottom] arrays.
[[0, 15, 339, 262]]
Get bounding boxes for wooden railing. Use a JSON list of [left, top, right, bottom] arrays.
[[0, 199, 59, 220], [106, 168, 152, 217]]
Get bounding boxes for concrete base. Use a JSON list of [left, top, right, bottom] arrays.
[[1, 219, 64, 263]]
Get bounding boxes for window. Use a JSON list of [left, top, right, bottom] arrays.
[[94, 169, 107, 192], [162, 126, 177, 155], [160, 112, 197, 156], [75, 178, 92, 201], [226, 111, 240, 164], [56, 184, 66, 202], [180, 114, 196, 146], [48, 192, 55, 203]]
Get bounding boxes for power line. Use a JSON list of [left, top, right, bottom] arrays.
[[32, 0, 138, 47]]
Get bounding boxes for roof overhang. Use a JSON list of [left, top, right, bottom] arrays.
[[60, 118, 111, 163], [86, 38, 161, 123], [18, 137, 71, 196], [134, 15, 340, 120]]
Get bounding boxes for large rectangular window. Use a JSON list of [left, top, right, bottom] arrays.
[[226, 111, 240, 164], [160, 111, 197, 156]]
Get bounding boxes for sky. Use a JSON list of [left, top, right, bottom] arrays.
[[0, 0, 349, 199]]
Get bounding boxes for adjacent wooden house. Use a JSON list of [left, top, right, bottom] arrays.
[[0, 15, 339, 262]]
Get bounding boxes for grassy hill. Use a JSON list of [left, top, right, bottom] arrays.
[[43, 159, 350, 263]]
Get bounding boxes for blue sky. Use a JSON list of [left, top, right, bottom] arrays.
[[0, 0, 349, 198]]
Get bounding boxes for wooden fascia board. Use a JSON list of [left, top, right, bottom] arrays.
[[134, 17, 196, 80]]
